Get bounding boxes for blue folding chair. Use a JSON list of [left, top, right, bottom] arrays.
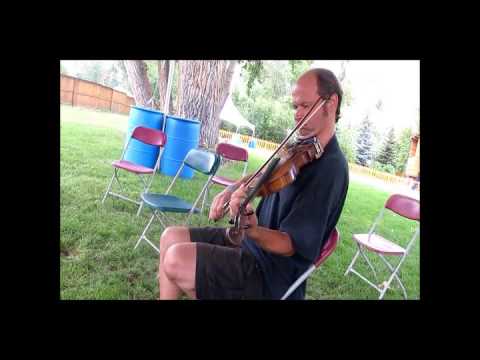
[[134, 148, 221, 253]]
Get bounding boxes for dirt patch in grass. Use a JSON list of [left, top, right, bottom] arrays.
[[61, 247, 80, 258]]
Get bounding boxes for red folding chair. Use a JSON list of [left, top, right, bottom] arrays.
[[344, 194, 420, 299], [281, 227, 339, 300], [200, 142, 249, 213], [101, 126, 166, 216]]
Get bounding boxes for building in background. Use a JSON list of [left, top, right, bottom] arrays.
[[406, 133, 420, 190]]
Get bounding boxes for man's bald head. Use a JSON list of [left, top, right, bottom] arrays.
[[296, 68, 343, 122]]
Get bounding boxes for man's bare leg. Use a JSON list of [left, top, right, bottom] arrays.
[[163, 243, 197, 299], [158, 226, 191, 300]]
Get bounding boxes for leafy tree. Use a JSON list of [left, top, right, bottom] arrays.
[[394, 127, 412, 175], [288, 60, 314, 85], [341, 80, 354, 108], [336, 123, 357, 163], [239, 60, 264, 96], [67, 61, 129, 93], [233, 61, 313, 142], [79, 61, 103, 84], [240, 60, 313, 97], [100, 62, 126, 89]]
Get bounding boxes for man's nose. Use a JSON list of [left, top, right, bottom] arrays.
[[295, 109, 305, 122]]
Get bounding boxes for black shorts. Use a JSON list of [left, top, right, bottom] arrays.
[[189, 227, 267, 300]]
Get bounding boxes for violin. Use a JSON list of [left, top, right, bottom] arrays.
[[254, 137, 324, 197], [221, 95, 329, 246]]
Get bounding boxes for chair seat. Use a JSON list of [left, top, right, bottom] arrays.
[[112, 160, 155, 174], [141, 193, 200, 213], [211, 175, 236, 187], [353, 233, 406, 255]]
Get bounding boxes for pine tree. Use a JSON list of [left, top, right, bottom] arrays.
[[376, 127, 397, 166], [355, 115, 374, 166]]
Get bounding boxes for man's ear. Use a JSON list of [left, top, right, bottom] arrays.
[[328, 93, 338, 110]]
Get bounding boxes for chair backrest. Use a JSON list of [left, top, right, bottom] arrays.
[[314, 227, 340, 267], [385, 194, 420, 221], [131, 126, 167, 147], [183, 148, 221, 175], [216, 142, 248, 162]]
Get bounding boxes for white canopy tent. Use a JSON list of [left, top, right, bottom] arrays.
[[219, 95, 255, 137]]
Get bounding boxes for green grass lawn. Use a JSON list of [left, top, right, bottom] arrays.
[[60, 105, 420, 300]]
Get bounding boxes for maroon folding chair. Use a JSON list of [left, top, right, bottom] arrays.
[[344, 194, 420, 299], [101, 126, 166, 216], [281, 227, 339, 300], [200, 142, 249, 213]]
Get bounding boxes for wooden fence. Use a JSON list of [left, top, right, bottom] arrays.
[[60, 74, 135, 114], [218, 129, 278, 152], [348, 163, 412, 186]]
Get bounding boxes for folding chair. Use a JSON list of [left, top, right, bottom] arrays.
[[281, 227, 340, 300], [200, 142, 249, 213], [344, 194, 420, 299], [101, 126, 166, 216], [134, 148, 221, 253]]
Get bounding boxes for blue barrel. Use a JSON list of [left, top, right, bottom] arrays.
[[248, 139, 256, 148], [124, 106, 164, 169], [160, 115, 200, 179]]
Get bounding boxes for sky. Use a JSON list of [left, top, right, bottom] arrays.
[[62, 60, 115, 73]]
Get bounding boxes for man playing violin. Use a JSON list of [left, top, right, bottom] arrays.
[[156, 68, 349, 300]]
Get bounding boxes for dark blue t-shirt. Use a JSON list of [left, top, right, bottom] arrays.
[[242, 135, 349, 299]]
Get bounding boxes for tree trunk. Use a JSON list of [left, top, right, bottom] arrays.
[[175, 61, 183, 115], [177, 60, 236, 148], [157, 60, 169, 111], [123, 60, 152, 107]]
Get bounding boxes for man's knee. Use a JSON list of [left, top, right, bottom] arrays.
[[160, 226, 190, 250], [162, 244, 183, 281]]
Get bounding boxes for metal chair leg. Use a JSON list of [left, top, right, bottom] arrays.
[[102, 172, 116, 203], [344, 248, 361, 276], [378, 254, 408, 299], [136, 201, 145, 216], [134, 212, 156, 250], [358, 245, 378, 281], [200, 184, 210, 215]]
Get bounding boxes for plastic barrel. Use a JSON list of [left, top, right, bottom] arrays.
[[248, 139, 256, 148], [160, 115, 200, 179], [123, 106, 164, 169]]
